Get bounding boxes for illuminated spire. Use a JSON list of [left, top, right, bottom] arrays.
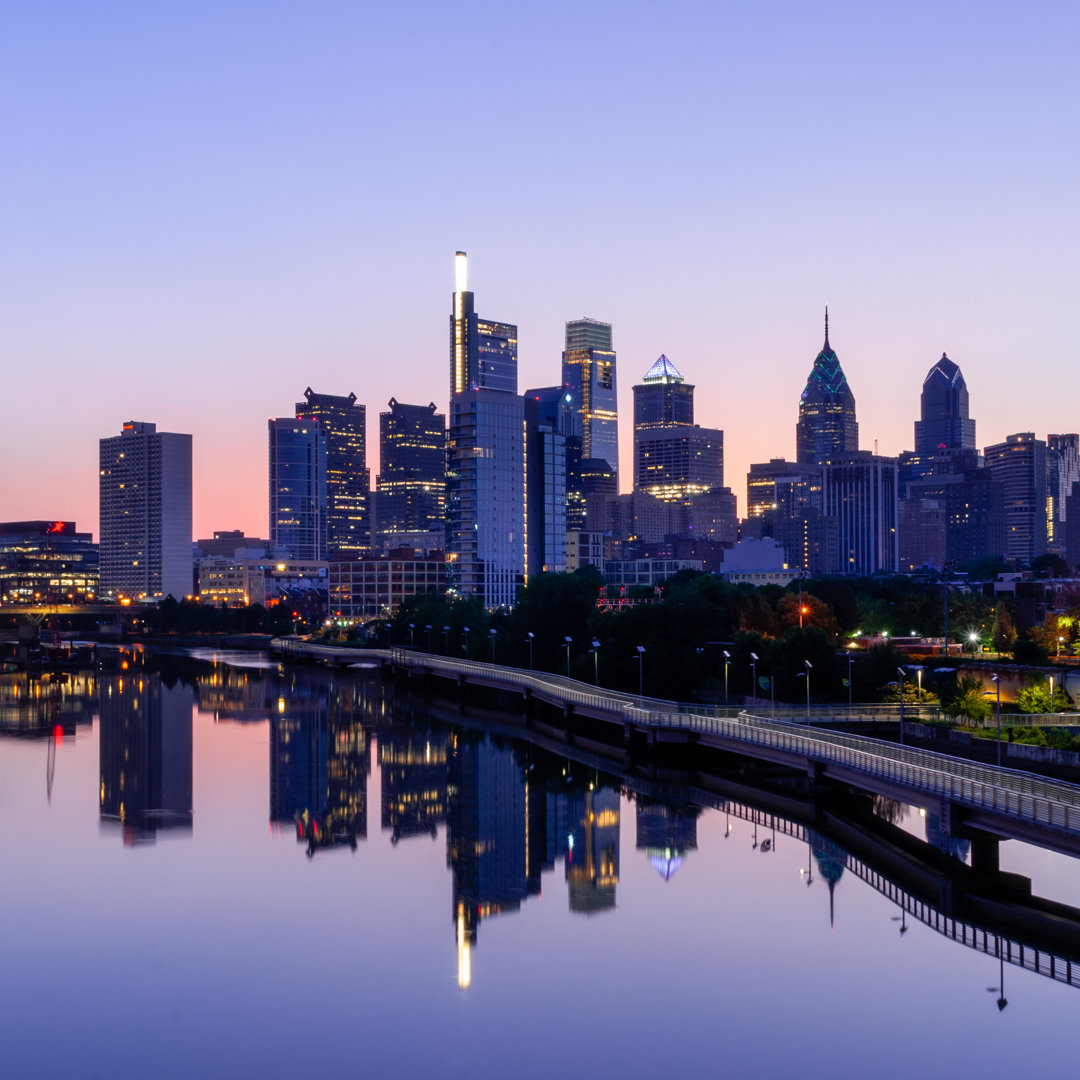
[[824, 305, 830, 349], [454, 251, 468, 294]]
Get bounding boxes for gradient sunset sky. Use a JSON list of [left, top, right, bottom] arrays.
[[2, 2, 1077, 540]]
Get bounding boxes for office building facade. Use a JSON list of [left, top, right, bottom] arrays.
[[985, 433, 1048, 564], [376, 399, 446, 538], [562, 317, 619, 487], [99, 421, 192, 601], [523, 387, 571, 577], [296, 388, 370, 553], [268, 417, 328, 561], [0, 521, 99, 605], [822, 452, 899, 575]]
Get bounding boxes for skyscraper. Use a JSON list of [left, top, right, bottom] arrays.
[[822, 452, 899, 575], [632, 355, 723, 501], [268, 417, 328, 560], [984, 432, 1047, 563], [376, 399, 446, 538], [450, 250, 518, 394], [796, 310, 858, 465], [1047, 434, 1080, 556], [99, 421, 192, 601], [562, 317, 619, 488], [914, 352, 976, 457], [523, 386, 571, 577], [295, 388, 370, 553], [446, 252, 525, 608]]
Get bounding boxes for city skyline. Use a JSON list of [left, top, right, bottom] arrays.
[[2, 5, 1077, 539]]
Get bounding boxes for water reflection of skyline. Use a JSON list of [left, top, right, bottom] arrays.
[[8, 650, 1080, 1000]]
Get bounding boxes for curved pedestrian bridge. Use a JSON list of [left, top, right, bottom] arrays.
[[272, 640, 1080, 860]]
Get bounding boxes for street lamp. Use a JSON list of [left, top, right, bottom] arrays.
[[1049, 674, 1055, 716], [897, 667, 906, 744], [635, 645, 646, 698], [425, 624, 432, 653], [385, 622, 392, 648], [526, 631, 534, 670], [750, 652, 759, 705], [443, 624, 450, 655], [1058, 636, 1064, 660], [591, 639, 601, 686], [409, 623, 415, 649], [723, 650, 731, 705], [991, 673, 1002, 767], [803, 659, 812, 721], [489, 628, 497, 664], [564, 636, 573, 679], [846, 648, 855, 708], [968, 631, 979, 658], [462, 626, 471, 658]]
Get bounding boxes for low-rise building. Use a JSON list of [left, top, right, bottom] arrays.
[[329, 548, 447, 619]]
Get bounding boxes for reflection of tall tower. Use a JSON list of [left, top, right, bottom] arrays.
[[566, 787, 620, 913], [635, 799, 699, 882], [380, 730, 448, 842], [270, 682, 370, 854], [98, 673, 193, 845], [807, 830, 847, 929], [446, 734, 532, 985]]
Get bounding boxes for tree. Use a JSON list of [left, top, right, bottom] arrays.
[[1016, 677, 1070, 714], [1030, 553, 1069, 579], [941, 675, 991, 723], [991, 601, 1016, 653]]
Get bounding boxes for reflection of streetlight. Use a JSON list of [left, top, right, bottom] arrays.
[[591, 639, 601, 685], [891, 907, 908, 935], [988, 940, 1008, 1012], [635, 645, 646, 699], [564, 636, 573, 678], [750, 652, 759, 705], [526, 631, 534, 670], [723, 650, 731, 705]]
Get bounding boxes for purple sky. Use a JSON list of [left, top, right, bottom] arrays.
[[1, 2, 1077, 539]]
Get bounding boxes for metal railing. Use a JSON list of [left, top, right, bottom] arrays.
[[272, 639, 1080, 838]]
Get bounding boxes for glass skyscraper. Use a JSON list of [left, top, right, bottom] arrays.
[[295, 388, 370, 554], [524, 387, 572, 577], [562, 317, 619, 488], [376, 398, 446, 537], [632, 355, 723, 501], [914, 352, 975, 457], [984, 432, 1048, 563], [450, 250, 517, 395], [796, 311, 858, 465], [268, 417, 328, 560], [446, 252, 525, 608]]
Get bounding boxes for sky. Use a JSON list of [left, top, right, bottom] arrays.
[[1, 1, 1077, 540]]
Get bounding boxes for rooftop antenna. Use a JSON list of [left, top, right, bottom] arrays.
[[824, 305, 830, 348]]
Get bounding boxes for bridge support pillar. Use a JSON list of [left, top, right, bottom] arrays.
[[563, 702, 575, 744], [970, 836, 1001, 876]]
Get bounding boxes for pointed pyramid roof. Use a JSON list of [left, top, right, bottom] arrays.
[[642, 354, 684, 383]]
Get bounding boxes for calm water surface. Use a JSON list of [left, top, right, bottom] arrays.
[[2, 648, 1078, 1079]]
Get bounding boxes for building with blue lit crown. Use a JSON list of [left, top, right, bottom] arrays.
[[796, 310, 858, 465]]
